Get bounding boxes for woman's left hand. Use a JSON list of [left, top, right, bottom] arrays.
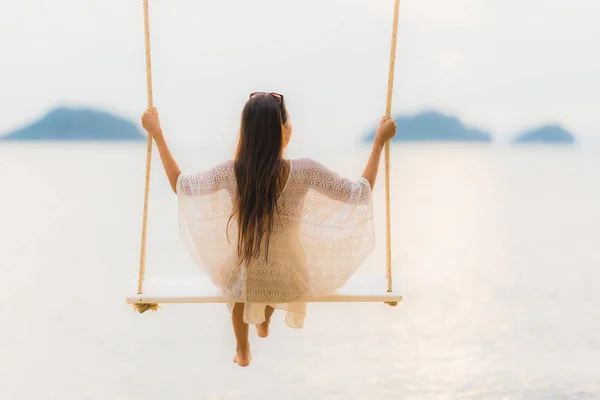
[[141, 107, 163, 140]]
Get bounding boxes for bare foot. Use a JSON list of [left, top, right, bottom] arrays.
[[256, 306, 275, 338], [256, 320, 270, 338], [233, 344, 251, 367]]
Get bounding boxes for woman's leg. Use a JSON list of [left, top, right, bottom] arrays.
[[232, 303, 251, 367], [256, 306, 275, 338]]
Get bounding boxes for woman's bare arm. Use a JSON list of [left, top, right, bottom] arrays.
[[361, 139, 384, 189], [153, 134, 181, 193], [141, 108, 181, 193], [361, 116, 396, 189]]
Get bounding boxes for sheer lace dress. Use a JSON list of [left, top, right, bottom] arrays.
[[177, 158, 374, 328]]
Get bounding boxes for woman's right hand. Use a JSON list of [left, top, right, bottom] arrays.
[[375, 116, 397, 144], [361, 116, 397, 189]]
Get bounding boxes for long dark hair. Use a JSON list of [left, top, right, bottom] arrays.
[[229, 92, 289, 265]]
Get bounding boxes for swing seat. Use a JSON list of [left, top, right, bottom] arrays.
[[126, 274, 402, 305]]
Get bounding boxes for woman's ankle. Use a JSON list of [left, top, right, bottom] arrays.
[[236, 343, 250, 352]]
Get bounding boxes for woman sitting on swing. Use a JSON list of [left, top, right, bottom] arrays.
[[141, 92, 396, 367]]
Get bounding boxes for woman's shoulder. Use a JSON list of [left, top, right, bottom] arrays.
[[288, 158, 338, 187], [290, 157, 326, 173], [214, 159, 234, 172], [182, 160, 234, 179]]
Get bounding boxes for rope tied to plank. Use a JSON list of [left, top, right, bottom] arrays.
[[384, 0, 401, 307], [133, 0, 159, 313]]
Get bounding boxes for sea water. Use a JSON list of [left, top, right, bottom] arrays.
[[1, 142, 599, 399]]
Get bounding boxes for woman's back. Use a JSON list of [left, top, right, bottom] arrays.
[[176, 157, 374, 304]]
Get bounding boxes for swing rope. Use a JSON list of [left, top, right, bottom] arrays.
[[133, 0, 401, 312], [384, 0, 401, 307], [133, 0, 158, 313]]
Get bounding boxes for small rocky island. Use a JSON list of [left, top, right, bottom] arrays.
[[363, 110, 493, 143], [512, 124, 575, 144], [0, 107, 145, 141]]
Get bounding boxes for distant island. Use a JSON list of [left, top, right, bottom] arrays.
[[363, 110, 493, 143], [0, 107, 145, 141], [512, 124, 575, 144]]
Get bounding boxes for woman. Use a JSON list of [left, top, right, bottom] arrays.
[[141, 92, 396, 367]]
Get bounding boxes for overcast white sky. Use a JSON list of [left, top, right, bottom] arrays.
[[1, 0, 598, 145]]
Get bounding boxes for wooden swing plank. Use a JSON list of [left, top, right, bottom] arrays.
[[126, 274, 402, 304]]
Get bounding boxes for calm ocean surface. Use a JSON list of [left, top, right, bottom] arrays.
[[1, 142, 599, 399]]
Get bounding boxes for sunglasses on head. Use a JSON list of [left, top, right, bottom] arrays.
[[249, 92, 284, 104]]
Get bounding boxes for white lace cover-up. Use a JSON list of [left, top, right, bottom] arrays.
[[177, 157, 375, 328]]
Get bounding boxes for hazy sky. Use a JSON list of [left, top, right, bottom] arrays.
[[1, 0, 599, 145]]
